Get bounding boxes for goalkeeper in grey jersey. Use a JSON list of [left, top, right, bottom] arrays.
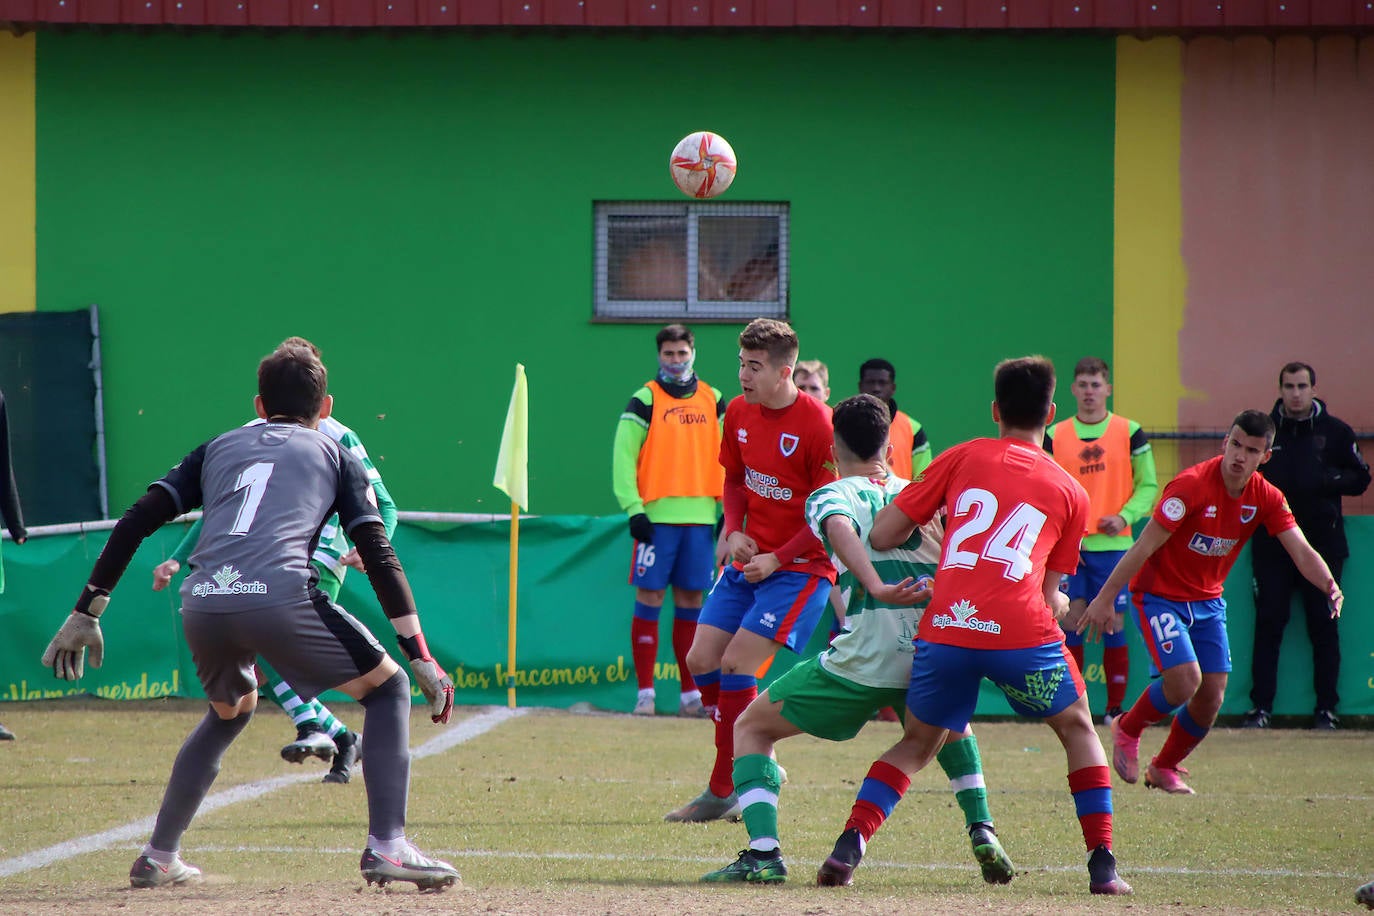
[[40, 340, 460, 892]]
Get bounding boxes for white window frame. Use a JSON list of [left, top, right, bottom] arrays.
[[593, 200, 789, 321]]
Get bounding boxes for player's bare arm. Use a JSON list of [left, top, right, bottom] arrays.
[[1274, 526, 1344, 617], [868, 501, 917, 552], [822, 515, 927, 607], [1079, 519, 1172, 639]]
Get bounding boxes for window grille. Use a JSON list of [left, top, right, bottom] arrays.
[[594, 201, 788, 321]]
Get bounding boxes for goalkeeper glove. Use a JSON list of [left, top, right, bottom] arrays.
[[628, 513, 655, 544], [397, 632, 455, 723], [42, 586, 109, 680]]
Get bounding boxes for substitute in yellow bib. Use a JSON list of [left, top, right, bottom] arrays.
[[1044, 357, 1158, 724], [612, 324, 724, 718]]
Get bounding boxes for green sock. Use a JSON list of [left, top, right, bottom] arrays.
[[936, 735, 992, 827], [269, 677, 319, 727], [733, 753, 783, 852], [311, 700, 349, 738]]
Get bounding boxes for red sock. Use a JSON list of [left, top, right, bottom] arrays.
[[698, 674, 719, 710], [672, 618, 698, 692], [1153, 718, 1205, 770], [1067, 765, 1113, 850], [1103, 645, 1130, 709], [843, 760, 911, 842], [710, 684, 757, 798], [1067, 643, 1085, 674], [630, 617, 658, 691], [1119, 688, 1169, 738]]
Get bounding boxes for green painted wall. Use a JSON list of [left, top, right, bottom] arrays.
[[36, 30, 1114, 516]]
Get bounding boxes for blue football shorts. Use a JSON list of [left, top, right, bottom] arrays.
[[905, 639, 1087, 732], [627, 522, 716, 592], [1131, 592, 1231, 676], [698, 565, 832, 653]]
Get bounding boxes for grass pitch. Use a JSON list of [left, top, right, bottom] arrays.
[[0, 697, 1369, 915]]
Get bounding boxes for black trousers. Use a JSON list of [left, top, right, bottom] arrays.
[[1250, 550, 1343, 713]]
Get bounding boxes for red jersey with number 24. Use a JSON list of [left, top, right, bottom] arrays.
[[1131, 455, 1295, 602], [720, 393, 837, 580], [892, 437, 1090, 649]]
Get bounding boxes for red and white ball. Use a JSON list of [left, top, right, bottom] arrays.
[[669, 131, 737, 199]]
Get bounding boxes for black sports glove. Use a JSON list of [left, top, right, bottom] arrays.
[[629, 513, 655, 544]]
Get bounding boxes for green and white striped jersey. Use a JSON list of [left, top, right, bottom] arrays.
[[805, 474, 943, 689], [313, 416, 397, 577]]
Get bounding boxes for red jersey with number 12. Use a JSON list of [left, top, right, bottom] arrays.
[[1131, 455, 1295, 601], [720, 393, 837, 580], [893, 437, 1090, 649]]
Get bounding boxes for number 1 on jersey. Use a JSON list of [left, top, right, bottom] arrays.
[[229, 462, 274, 536]]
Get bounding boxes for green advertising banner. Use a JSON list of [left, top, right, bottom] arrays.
[[3, 516, 1372, 718]]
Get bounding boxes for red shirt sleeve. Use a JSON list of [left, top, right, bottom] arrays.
[[722, 472, 747, 537], [1046, 486, 1090, 576], [1260, 480, 1298, 537], [893, 445, 954, 525]]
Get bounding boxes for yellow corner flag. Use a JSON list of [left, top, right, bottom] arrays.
[[493, 363, 529, 511], [493, 363, 528, 710]]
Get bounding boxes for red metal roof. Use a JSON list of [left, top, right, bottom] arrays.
[[1, 0, 1371, 30]]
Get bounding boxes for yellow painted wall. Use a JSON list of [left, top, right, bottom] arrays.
[[1113, 36, 1189, 479], [0, 31, 35, 313]]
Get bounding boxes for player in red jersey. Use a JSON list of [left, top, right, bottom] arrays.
[[664, 318, 838, 824], [816, 356, 1131, 895], [1081, 409, 1342, 796]]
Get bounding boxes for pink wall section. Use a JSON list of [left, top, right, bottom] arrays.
[[1178, 35, 1374, 512]]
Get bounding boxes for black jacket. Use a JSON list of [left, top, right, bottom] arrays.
[[1252, 397, 1370, 559]]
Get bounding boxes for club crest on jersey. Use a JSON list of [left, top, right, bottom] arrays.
[[1240, 505, 1257, 524], [1160, 640, 1175, 654], [737, 428, 748, 443], [779, 433, 799, 456]]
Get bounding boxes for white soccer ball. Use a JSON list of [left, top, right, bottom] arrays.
[[669, 131, 737, 199]]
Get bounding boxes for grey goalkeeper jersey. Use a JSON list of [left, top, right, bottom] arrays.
[[155, 421, 383, 612]]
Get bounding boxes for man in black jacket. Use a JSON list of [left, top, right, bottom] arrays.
[[1243, 362, 1370, 730]]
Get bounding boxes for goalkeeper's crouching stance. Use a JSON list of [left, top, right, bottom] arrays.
[[40, 339, 459, 892]]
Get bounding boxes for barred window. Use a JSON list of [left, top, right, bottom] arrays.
[[594, 201, 788, 321]]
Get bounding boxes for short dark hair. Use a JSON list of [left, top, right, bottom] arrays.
[[657, 324, 694, 350], [858, 358, 895, 382], [738, 318, 798, 367], [1279, 361, 1315, 386], [1074, 356, 1109, 378], [832, 394, 891, 462], [258, 344, 327, 422], [1232, 408, 1276, 447], [278, 336, 322, 358], [994, 356, 1056, 429]]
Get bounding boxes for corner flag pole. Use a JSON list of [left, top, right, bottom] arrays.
[[492, 364, 529, 710], [506, 499, 519, 709]]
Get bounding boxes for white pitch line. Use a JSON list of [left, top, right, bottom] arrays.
[[0, 706, 525, 878]]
